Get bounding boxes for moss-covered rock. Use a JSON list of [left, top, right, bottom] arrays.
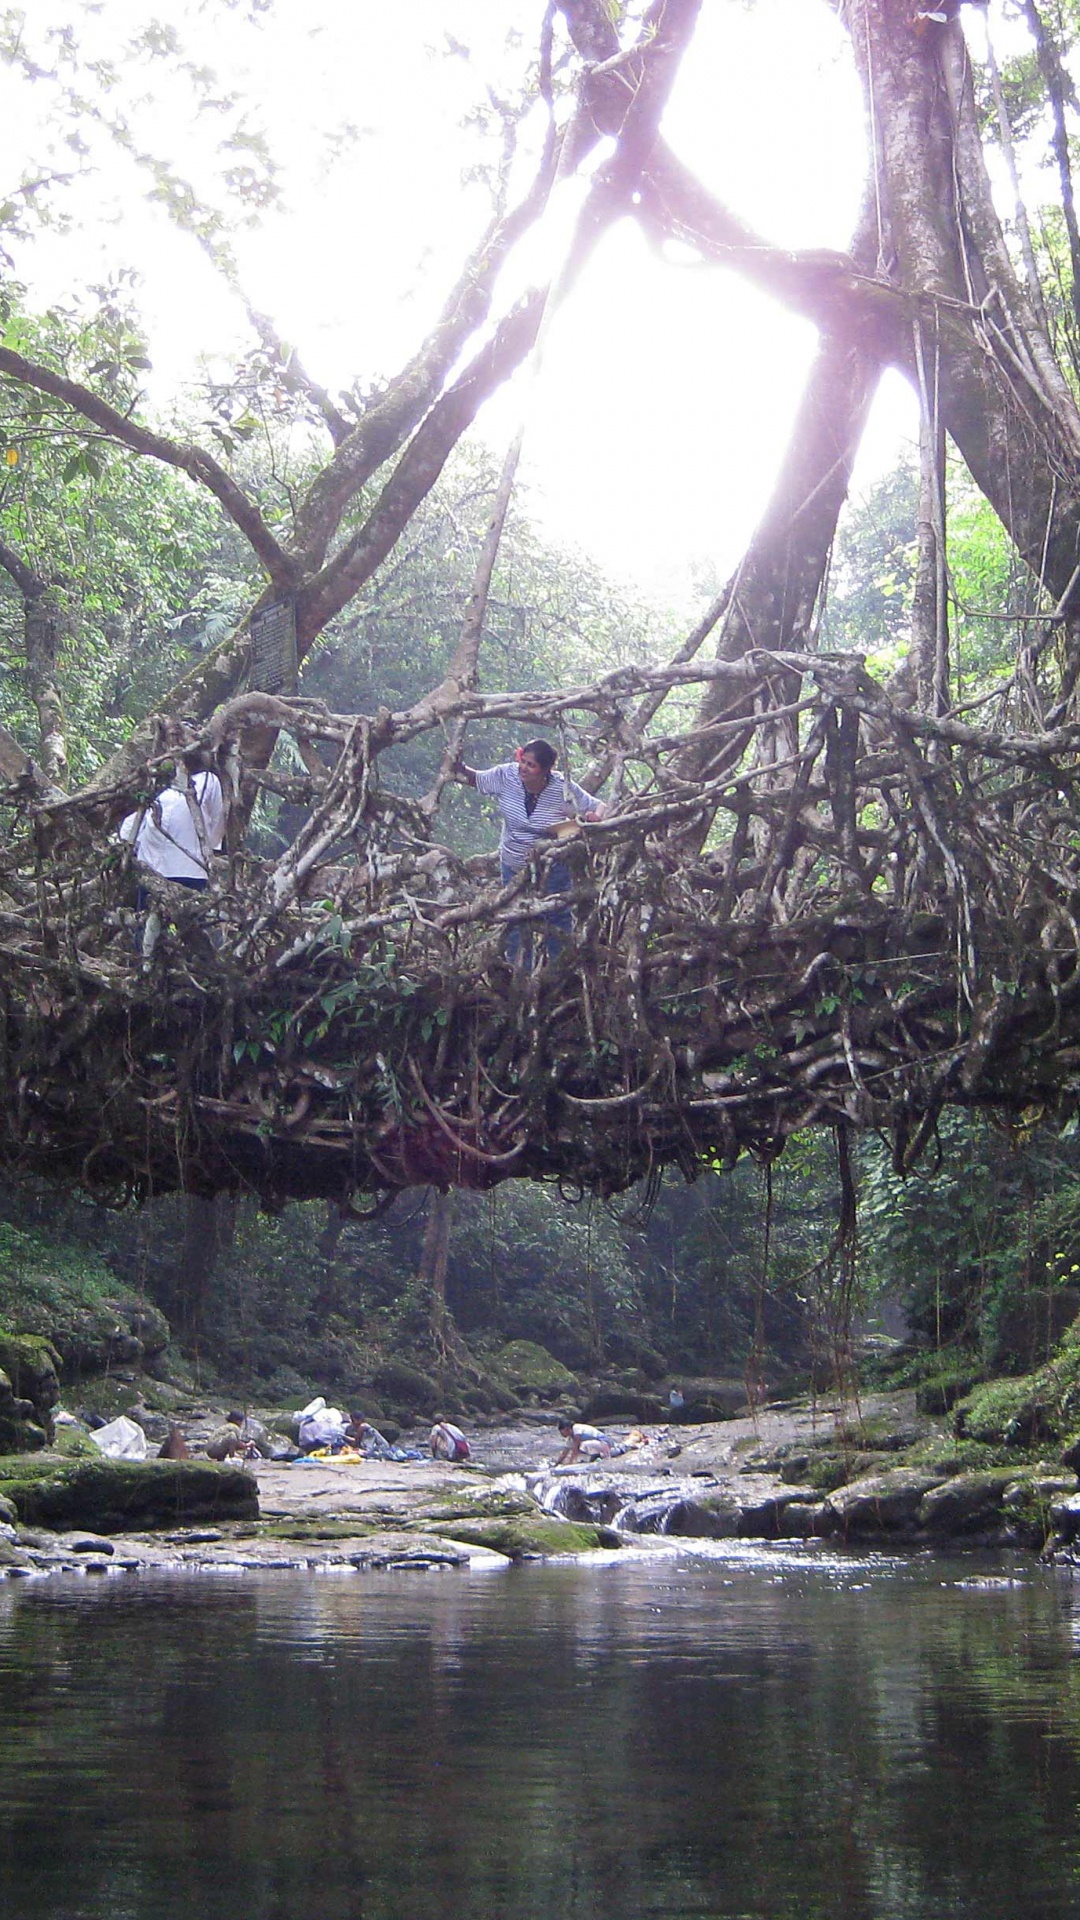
[[430, 1512, 610, 1559], [0, 1224, 167, 1379], [425, 1488, 538, 1525], [0, 1410, 47, 1453], [1001, 1473, 1076, 1548], [371, 1358, 439, 1414], [492, 1340, 577, 1398], [582, 1387, 664, 1422], [903, 1435, 1006, 1475], [0, 1331, 60, 1416], [421, 1483, 612, 1558], [0, 1454, 258, 1532], [917, 1470, 1016, 1536], [915, 1369, 982, 1417], [824, 1467, 949, 1537], [0, 1348, 53, 1452], [51, 1424, 102, 1459]]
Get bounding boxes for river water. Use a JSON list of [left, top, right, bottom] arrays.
[[3, 1542, 1080, 1920]]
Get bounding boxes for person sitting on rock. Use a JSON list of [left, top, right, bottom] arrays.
[[430, 1420, 470, 1462], [207, 1410, 273, 1461], [205, 1412, 247, 1460], [352, 1419, 396, 1460], [555, 1418, 614, 1465]]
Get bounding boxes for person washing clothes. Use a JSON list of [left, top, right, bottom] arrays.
[[430, 1420, 470, 1462], [555, 1418, 614, 1464]]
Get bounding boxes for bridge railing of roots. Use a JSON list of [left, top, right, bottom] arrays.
[[1, 643, 1078, 1210]]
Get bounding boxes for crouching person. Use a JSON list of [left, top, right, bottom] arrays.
[[430, 1420, 470, 1462]]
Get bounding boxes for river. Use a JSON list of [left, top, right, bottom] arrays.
[[3, 1542, 1080, 1920]]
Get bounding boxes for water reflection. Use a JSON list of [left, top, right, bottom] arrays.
[[2, 1548, 1080, 1919]]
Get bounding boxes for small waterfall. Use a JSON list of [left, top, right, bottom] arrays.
[[534, 1471, 741, 1538]]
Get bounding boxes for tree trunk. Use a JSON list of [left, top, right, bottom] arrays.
[[845, 1, 1080, 606], [24, 584, 71, 787]]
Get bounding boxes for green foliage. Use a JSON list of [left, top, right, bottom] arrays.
[[823, 454, 1041, 696], [955, 1375, 1059, 1448], [819, 457, 919, 669], [0, 1218, 118, 1316], [0, 288, 246, 772], [856, 1114, 1080, 1371]]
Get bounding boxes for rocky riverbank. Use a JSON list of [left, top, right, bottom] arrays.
[[7, 1387, 1080, 1579]]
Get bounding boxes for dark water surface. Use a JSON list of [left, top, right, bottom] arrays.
[[3, 1544, 1080, 1919]]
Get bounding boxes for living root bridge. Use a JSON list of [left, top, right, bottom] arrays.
[[2, 648, 1080, 1207]]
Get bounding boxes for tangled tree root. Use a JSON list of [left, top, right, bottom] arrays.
[[1, 653, 1079, 1207]]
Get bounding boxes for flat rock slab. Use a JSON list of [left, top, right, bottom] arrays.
[[10, 1524, 511, 1577], [252, 1456, 472, 1524]]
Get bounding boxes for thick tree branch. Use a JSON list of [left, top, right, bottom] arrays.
[[0, 346, 297, 589], [0, 533, 43, 602], [298, 290, 549, 643], [1022, 0, 1080, 345], [287, 139, 568, 570]]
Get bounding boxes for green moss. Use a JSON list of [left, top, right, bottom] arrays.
[[51, 1425, 102, 1459], [903, 1435, 1007, 1474], [371, 1358, 438, 1412], [997, 1474, 1061, 1541], [492, 1340, 577, 1395], [0, 1223, 118, 1318], [425, 1489, 537, 1525], [430, 1513, 610, 1559], [0, 1415, 46, 1453], [62, 1379, 152, 1422], [803, 1450, 883, 1493], [915, 1369, 982, 1416], [258, 1520, 383, 1542], [0, 1330, 60, 1395], [956, 1376, 1057, 1447]]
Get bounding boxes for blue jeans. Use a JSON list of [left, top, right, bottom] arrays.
[[502, 858, 571, 965]]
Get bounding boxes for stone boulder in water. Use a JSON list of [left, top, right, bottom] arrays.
[[0, 1455, 259, 1532], [917, 1471, 1017, 1539], [824, 1468, 949, 1539]]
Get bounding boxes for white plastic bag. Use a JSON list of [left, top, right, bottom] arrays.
[[90, 1414, 148, 1460], [297, 1404, 347, 1449]]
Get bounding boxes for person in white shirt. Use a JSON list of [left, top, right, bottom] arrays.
[[453, 738, 604, 961], [555, 1419, 614, 1464], [119, 766, 225, 891]]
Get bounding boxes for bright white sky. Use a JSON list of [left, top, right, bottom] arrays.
[[0, 0, 944, 603]]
